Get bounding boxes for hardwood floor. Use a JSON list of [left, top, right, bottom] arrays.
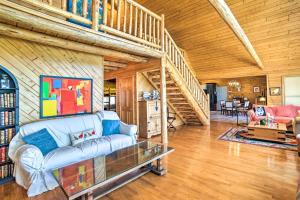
[[1, 122, 300, 200]]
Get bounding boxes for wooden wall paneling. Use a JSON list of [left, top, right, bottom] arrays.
[[0, 37, 104, 125], [136, 0, 300, 106]]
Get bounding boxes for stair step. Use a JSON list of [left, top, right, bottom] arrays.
[[156, 83, 177, 87], [168, 95, 185, 99], [186, 122, 202, 126], [151, 77, 172, 82]]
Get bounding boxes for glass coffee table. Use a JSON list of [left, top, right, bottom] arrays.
[[53, 141, 174, 200]]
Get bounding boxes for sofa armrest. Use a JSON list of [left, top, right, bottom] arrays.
[[15, 145, 44, 170], [120, 122, 137, 137]]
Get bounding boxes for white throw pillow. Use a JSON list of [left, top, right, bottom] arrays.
[[69, 129, 99, 146]]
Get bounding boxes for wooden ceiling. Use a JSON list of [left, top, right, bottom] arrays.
[[136, 0, 300, 80]]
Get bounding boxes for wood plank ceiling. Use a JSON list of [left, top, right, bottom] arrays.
[[136, 0, 300, 80]]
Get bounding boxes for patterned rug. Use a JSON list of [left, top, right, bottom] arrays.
[[218, 127, 297, 151]]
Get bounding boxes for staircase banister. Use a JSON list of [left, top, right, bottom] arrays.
[[127, 0, 162, 20], [164, 29, 208, 101]]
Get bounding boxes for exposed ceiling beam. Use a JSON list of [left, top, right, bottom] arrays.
[[208, 0, 264, 69], [0, 23, 147, 63], [104, 61, 128, 68]]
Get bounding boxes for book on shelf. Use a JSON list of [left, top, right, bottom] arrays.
[[0, 163, 13, 179], [0, 146, 8, 163], [0, 128, 15, 145], [0, 93, 16, 108], [0, 111, 15, 126]]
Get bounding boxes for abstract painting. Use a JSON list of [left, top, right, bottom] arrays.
[[40, 75, 93, 118]]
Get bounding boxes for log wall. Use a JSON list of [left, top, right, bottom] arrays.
[[0, 37, 104, 125]]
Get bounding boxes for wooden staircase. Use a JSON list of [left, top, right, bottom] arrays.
[[144, 30, 210, 126]]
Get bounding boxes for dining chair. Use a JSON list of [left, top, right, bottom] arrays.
[[220, 100, 226, 115], [225, 101, 236, 116]]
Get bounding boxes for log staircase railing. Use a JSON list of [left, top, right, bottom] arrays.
[[9, 0, 209, 119], [164, 30, 210, 117]]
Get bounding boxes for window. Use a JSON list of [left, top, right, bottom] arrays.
[[283, 76, 300, 106]]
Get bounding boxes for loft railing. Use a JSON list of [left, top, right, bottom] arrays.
[[9, 0, 208, 117], [16, 0, 164, 50], [164, 29, 210, 117], [101, 0, 164, 50]]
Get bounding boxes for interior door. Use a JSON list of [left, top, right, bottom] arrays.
[[116, 76, 136, 124]]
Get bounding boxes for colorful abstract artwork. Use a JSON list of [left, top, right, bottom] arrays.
[[40, 76, 93, 118]]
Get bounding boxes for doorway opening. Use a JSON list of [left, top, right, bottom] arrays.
[[104, 79, 116, 112], [201, 75, 267, 124]]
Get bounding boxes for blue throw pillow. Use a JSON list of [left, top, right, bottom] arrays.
[[22, 128, 58, 156], [102, 120, 120, 136]]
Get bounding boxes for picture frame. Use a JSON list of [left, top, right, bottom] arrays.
[[253, 86, 260, 93], [40, 75, 93, 119], [269, 87, 281, 96]]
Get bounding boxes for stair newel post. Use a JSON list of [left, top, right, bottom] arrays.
[[92, 0, 99, 31]]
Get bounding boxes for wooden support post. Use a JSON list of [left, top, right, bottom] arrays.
[[92, 0, 99, 31], [160, 56, 168, 144]]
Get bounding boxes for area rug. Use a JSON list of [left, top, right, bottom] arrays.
[[218, 127, 297, 151]]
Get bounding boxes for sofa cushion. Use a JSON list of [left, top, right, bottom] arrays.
[[275, 105, 298, 117], [69, 129, 99, 146], [102, 120, 120, 136], [22, 128, 58, 156], [74, 137, 111, 158], [274, 116, 294, 124], [104, 134, 135, 152]]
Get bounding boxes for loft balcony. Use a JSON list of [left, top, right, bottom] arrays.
[[0, 0, 165, 63]]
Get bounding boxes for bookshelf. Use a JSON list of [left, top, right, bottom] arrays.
[[0, 66, 19, 185]]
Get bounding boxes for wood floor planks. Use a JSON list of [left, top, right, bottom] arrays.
[[1, 122, 299, 200], [0, 37, 104, 125]]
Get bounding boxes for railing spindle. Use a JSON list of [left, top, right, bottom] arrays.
[[129, 2, 133, 34], [123, 0, 127, 32], [144, 12, 147, 40], [111, 0, 115, 28], [72, 0, 77, 14], [117, 0, 121, 30], [61, 0, 67, 10], [149, 16, 152, 42], [161, 14, 164, 51], [134, 6, 138, 36], [103, 0, 108, 25], [82, 0, 88, 17], [139, 9, 143, 38], [48, 0, 53, 6], [92, 0, 99, 31]]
